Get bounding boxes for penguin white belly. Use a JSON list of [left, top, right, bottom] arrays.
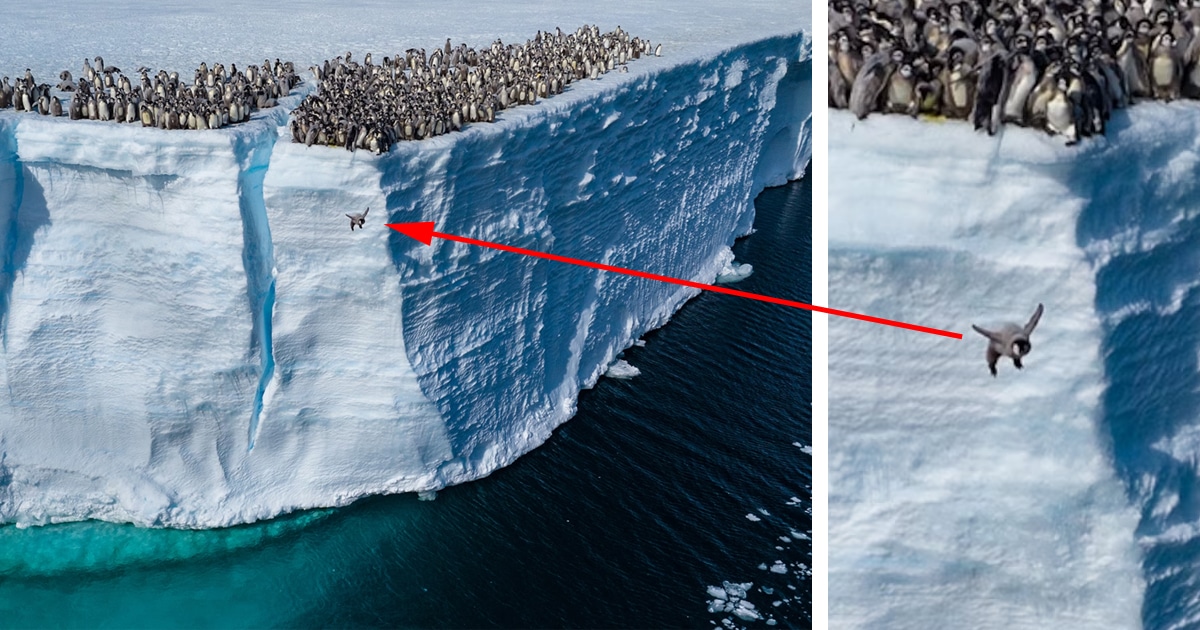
[[951, 78, 969, 107], [1004, 73, 1035, 118], [837, 55, 857, 83], [888, 79, 913, 108], [1153, 56, 1176, 86], [1046, 96, 1073, 135]]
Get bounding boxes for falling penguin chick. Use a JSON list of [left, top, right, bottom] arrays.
[[972, 303, 1044, 377], [346, 207, 368, 231]]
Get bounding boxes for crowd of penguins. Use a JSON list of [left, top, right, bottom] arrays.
[[290, 24, 660, 154], [0, 57, 298, 130], [830, 0, 1200, 143], [0, 25, 659, 154]]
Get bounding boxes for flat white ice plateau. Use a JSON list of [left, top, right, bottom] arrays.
[[0, 2, 810, 527]]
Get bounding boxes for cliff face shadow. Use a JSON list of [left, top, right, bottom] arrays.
[[0, 166, 51, 343], [754, 57, 812, 192]]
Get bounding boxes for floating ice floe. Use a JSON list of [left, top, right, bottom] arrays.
[[706, 581, 762, 622], [605, 360, 641, 380], [716, 261, 754, 284]]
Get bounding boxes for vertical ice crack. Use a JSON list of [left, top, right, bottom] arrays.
[[234, 126, 278, 451], [0, 121, 28, 352]]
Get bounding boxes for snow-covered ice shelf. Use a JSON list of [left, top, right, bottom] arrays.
[[0, 6, 810, 528]]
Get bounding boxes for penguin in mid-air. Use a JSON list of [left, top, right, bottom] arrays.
[[972, 303, 1044, 377], [346, 207, 369, 231]]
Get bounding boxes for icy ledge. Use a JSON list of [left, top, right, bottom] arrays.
[[0, 32, 810, 528]]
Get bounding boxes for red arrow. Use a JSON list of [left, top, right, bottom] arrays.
[[386, 221, 962, 340]]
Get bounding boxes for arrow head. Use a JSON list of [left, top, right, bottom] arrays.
[[386, 221, 435, 246]]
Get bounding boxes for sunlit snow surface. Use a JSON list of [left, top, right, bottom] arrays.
[[0, 2, 809, 527], [829, 110, 1147, 628]]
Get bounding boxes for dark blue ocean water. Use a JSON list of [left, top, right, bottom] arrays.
[[0, 174, 811, 628]]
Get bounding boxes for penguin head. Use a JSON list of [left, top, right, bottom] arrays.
[[1012, 338, 1032, 357]]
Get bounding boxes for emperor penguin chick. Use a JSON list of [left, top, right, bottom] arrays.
[[1002, 47, 1038, 126], [972, 303, 1044, 377], [971, 52, 1007, 134], [849, 52, 892, 119], [1045, 76, 1078, 144], [940, 48, 975, 119], [346, 207, 369, 231], [1150, 31, 1183, 101], [884, 61, 919, 116]]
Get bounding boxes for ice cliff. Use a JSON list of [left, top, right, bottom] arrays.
[[0, 33, 810, 528], [825, 106, 1200, 627]]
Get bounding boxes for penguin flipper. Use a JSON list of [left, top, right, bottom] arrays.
[[346, 214, 355, 219], [972, 324, 1001, 342], [1024, 303, 1044, 335]]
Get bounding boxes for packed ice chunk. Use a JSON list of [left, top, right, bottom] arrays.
[[715, 248, 755, 284], [605, 360, 641, 380]]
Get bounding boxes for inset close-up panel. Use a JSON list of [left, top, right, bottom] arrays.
[[825, 0, 1200, 627]]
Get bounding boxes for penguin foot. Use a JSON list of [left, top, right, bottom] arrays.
[[1014, 358, 1023, 369]]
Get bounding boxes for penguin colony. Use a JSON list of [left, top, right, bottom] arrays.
[[290, 25, 662, 154], [830, 0, 1200, 144], [0, 56, 299, 129]]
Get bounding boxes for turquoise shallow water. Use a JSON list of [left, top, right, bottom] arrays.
[[0, 174, 811, 628]]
